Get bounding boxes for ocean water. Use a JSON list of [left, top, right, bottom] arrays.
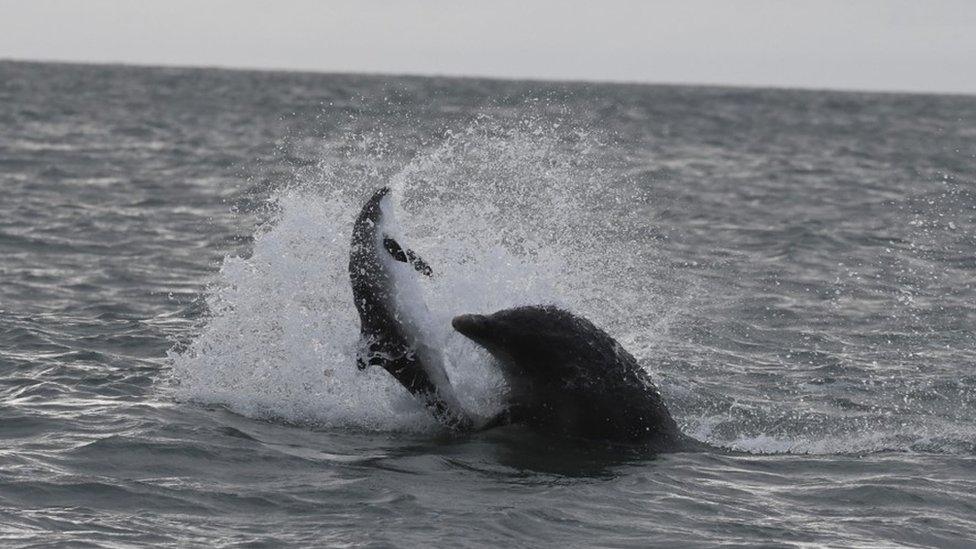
[[1, 60, 975, 547]]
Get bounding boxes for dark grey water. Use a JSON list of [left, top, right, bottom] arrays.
[[1, 60, 975, 547]]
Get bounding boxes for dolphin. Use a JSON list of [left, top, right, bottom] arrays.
[[349, 187, 473, 431], [452, 305, 694, 450]]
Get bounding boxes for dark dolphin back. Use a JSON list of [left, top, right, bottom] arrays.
[[349, 187, 391, 334], [349, 187, 433, 332]]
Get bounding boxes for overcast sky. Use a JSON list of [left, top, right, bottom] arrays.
[[1, 0, 973, 94]]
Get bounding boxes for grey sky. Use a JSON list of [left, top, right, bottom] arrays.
[[1, 0, 974, 94]]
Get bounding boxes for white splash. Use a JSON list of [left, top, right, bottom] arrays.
[[169, 116, 667, 432]]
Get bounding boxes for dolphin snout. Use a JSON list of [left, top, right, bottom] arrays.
[[452, 314, 489, 338]]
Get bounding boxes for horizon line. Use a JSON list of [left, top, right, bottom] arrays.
[[3, 56, 975, 100]]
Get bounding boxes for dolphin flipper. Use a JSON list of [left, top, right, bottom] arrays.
[[356, 338, 388, 371], [383, 236, 433, 277]]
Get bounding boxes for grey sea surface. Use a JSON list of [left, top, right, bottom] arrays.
[[1, 60, 975, 548]]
